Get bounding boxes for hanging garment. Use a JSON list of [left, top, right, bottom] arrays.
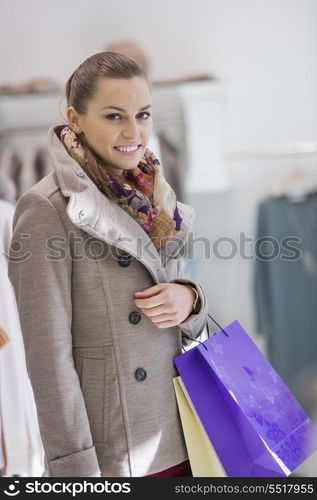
[[0, 331, 9, 474], [0, 199, 44, 476], [254, 194, 317, 413], [0, 144, 52, 200], [33, 148, 53, 182], [18, 146, 42, 197], [0, 146, 22, 197], [0, 172, 16, 204], [0, 411, 6, 473]]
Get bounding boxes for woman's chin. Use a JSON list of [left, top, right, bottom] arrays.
[[116, 157, 143, 170]]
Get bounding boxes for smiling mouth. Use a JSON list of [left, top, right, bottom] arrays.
[[114, 144, 142, 154]]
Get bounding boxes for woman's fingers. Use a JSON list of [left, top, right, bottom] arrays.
[[141, 305, 173, 318], [150, 312, 176, 323]]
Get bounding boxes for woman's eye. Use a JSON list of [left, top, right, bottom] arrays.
[[138, 112, 151, 119], [106, 113, 121, 120]]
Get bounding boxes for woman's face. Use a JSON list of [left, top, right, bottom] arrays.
[[67, 76, 153, 172]]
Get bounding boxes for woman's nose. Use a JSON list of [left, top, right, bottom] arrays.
[[122, 119, 140, 140]]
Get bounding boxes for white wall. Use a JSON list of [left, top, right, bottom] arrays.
[[1, 0, 317, 150]]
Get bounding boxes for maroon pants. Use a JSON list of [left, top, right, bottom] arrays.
[[145, 460, 192, 477]]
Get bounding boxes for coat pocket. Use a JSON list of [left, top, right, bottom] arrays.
[[73, 346, 113, 445]]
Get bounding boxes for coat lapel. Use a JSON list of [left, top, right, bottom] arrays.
[[48, 125, 194, 284]]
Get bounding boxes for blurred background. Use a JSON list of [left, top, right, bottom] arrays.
[[1, 0, 317, 477]]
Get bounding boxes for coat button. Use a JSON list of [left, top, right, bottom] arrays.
[[78, 209, 85, 220], [129, 311, 141, 324], [118, 254, 132, 267], [76, 169, 86, 178], [135, 368, 147, 381]]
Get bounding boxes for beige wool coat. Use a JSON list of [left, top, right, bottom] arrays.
[[8, 125, 209, 478]]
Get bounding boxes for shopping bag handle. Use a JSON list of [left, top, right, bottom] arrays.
[[182, 333, 208, 351], [181, 312, 229, 352], [206, 312, 229, 338]]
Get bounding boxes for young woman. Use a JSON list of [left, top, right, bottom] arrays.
[[8, 52, 208, 477]]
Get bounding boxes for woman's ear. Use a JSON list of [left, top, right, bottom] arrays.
[[66, 106, 82, 134]]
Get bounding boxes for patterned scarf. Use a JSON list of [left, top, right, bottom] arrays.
[[60, 125, 182, 251]]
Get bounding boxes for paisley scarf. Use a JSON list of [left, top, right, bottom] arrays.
[[60, 125, 182, 251]]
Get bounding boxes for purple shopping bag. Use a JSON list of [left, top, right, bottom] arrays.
[[174, 316, 317, 477]]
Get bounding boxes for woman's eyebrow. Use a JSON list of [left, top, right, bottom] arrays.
[[100, 104, 152, 112]]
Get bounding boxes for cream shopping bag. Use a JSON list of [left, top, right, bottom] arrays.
[[173, 376, 227, 477]]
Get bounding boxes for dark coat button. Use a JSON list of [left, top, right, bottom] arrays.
[[118, 254, 132, 267], [135, 368, 147, 381], [129, 311, 141, 324]]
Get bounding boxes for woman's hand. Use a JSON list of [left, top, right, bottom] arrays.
[[133, 283, 196, 328]]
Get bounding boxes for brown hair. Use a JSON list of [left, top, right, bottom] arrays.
[[65, 51, 150, 201]]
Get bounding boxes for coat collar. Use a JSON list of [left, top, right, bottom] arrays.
[[47, 125, 195, 283]]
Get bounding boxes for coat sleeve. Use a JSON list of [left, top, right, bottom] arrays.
[[7, 191, 101, 477], [169, 255, 209, 346]]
